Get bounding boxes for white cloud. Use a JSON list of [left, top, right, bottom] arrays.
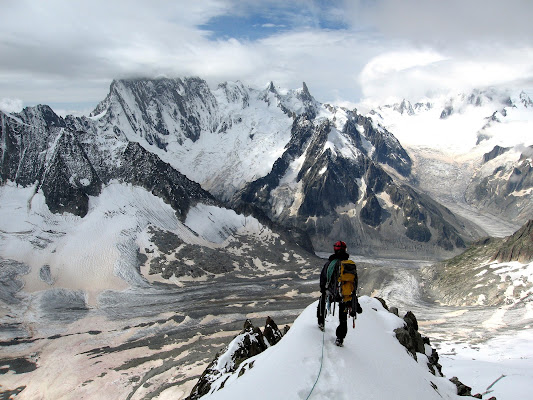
[[0, 0, 532, 109], [343, 0, 533, 48], [0, 98, 23, 113], [359, 46, 533, 103]]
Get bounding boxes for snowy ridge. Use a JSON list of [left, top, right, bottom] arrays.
[[199, 297, 463, 400]]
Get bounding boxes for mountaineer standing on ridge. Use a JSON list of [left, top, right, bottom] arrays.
[[317, 241, 362, 346]]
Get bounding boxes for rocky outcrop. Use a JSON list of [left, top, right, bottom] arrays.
[[483, 145, 511, 164], [353, 115, 411, 176], [39, 129, 102, 217], [491, 219, 533, 263], [263, 316, 283, 347], [449, 377, 474, 397], [387, 301, 489, 398], [187, 317, 287, 400], [1, 106, 65, 186], [384, 303, 443, 377]]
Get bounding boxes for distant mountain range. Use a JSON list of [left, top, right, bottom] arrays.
[[2, 77, 500, 260]]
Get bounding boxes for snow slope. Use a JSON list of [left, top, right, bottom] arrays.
[[200, 296, 462, 400]]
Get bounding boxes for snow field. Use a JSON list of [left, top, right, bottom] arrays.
[[440, 328, 533, 400], [184, 204, 272, 245]]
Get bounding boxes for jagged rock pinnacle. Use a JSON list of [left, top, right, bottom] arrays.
[[302, 82, 310, 96]]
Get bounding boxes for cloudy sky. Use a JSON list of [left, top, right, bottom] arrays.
[[1, 0, 533, 114]]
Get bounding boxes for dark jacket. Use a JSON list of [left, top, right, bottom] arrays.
[[319, 251, 349, 293]]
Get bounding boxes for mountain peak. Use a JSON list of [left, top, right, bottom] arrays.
[[393, 99, 415, 115], [520, 91, 533, 108], [302, 81, 310, 96]]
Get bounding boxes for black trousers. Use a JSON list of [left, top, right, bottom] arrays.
[[317, 292, 348, 340]]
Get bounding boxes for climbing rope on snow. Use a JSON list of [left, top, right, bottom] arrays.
[[305, 317, 326, 399], [481, 374, 506, 396]]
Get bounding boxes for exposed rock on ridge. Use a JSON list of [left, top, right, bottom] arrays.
[[187, 317, 287, 400]]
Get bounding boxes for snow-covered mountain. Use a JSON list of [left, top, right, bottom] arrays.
[[1, 77, 481, 260], [367, 89, 533, 237]]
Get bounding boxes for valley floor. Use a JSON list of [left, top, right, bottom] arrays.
[[2, 257, 532, 400], [0, 273, 319, 400]]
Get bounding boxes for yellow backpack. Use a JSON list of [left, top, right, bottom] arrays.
[[337, 260, 358, 302]]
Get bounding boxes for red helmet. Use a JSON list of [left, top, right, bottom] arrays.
[[333, 241, 347, 252]]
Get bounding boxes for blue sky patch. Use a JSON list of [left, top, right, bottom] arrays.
[[200, 4, 348, 41]]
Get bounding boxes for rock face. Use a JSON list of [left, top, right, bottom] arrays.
[[381, 297, 491, 398], [491, 219, 533, 263], [389, 306, 443, 377], [91, 78, 221, 148], [187, 317, 286, 400], [482, 145, 511, 164], [39, 129, 102, 217], [0, 106, 216, 219]]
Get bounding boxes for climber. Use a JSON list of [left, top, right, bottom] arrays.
[[317, 240, 362, 346]]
